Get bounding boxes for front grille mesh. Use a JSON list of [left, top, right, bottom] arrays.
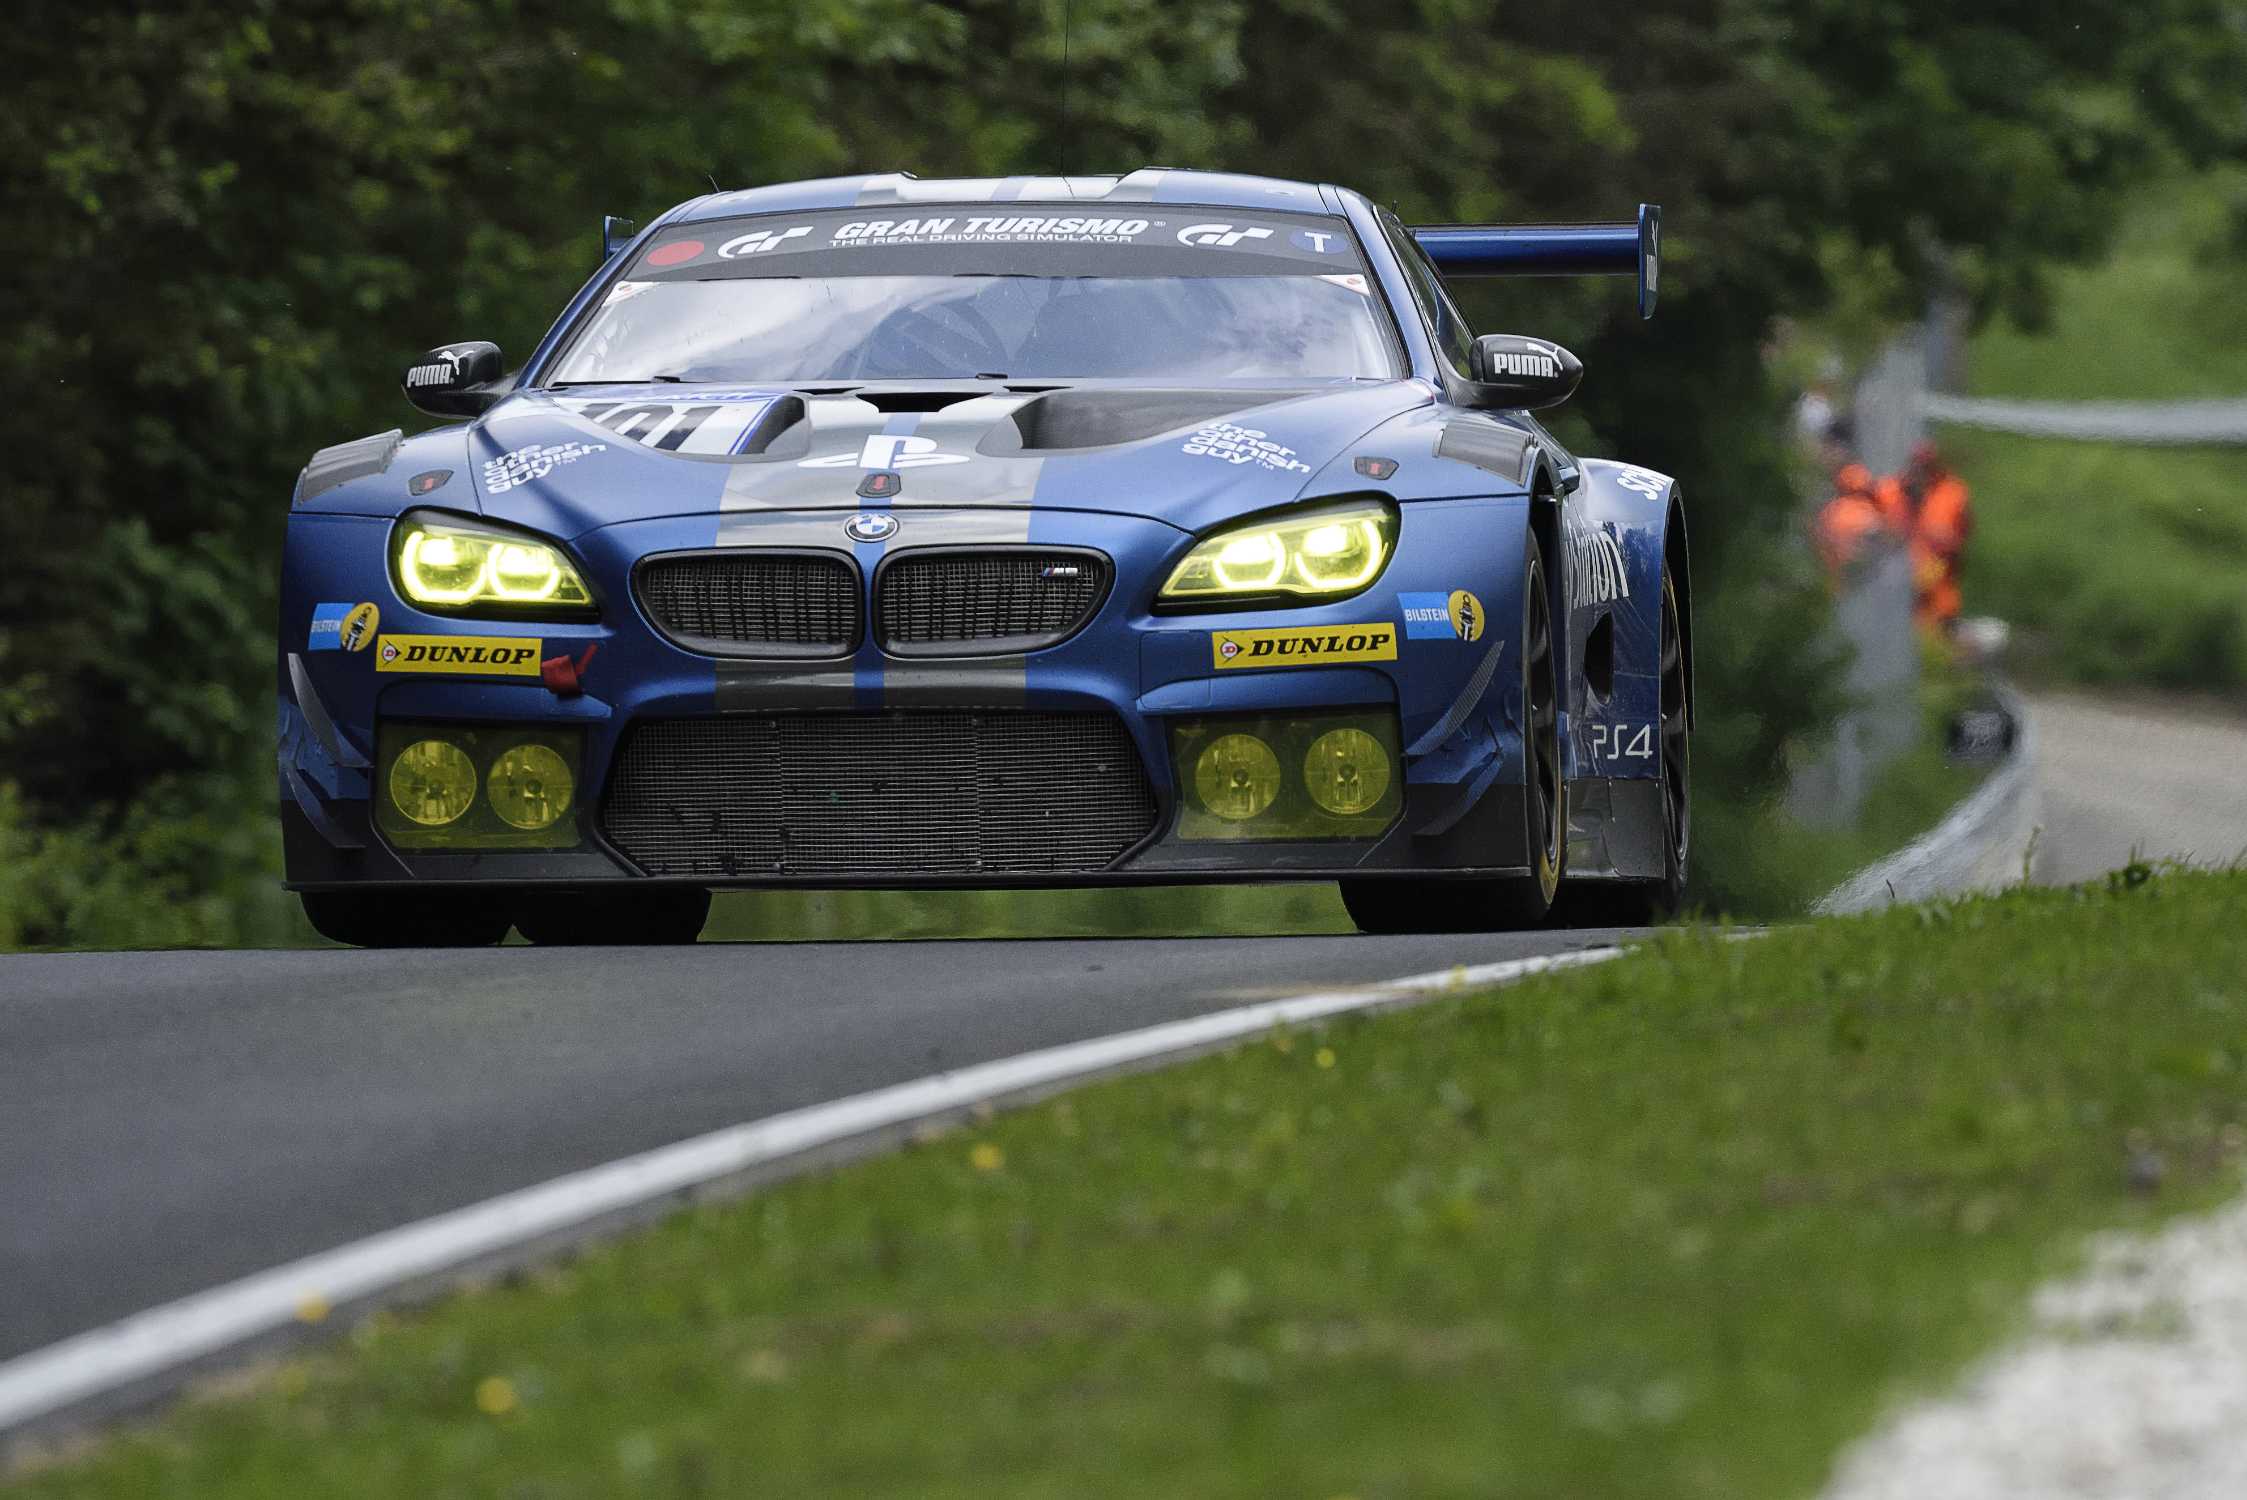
[[601, 711, 1156, 878], [879, 552, 1109, 650], [637, 553, 858, 650]]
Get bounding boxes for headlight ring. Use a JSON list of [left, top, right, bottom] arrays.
[[390, 511, 598, 618], [1157, 499, 1397, 609]]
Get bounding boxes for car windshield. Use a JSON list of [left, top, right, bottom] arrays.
[[547, 207, 1399, 384]]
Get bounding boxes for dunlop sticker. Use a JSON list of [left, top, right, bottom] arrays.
[[1212, 622, 1398, 670], [374, 634, 542, 677]]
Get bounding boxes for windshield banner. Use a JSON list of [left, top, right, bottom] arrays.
[[630, 208, 1368, 281]]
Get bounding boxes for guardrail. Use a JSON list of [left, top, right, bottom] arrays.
[[1816, 686, 2039, 913], [1921, 393, 2247, 445]]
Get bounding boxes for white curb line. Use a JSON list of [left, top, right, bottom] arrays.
[[0, 943, 1626, 1438]]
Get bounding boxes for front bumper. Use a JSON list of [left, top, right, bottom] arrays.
[[278, 500, 1534, 889]]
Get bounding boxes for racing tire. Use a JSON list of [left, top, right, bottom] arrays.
[[1551, 554, 1690, 927], [300, 890, 513, 949], [512, 888, 711, 946], [1340, 529, 1564, 934]]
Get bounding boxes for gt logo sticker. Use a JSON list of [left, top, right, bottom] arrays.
[[1177, 223, 1274, 248], [374, 635, 543, 677], [716, 225, 814, 258], [1398, 590, 1484, 641], [1212, 623, 1398, 669], [308, 601, 380, 652]]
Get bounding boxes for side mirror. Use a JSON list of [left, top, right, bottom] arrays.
[[1464, 334, 1582, 411], [401, 341, 504, 418]]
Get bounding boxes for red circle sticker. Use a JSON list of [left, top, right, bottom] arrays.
[[644, 239, 704, 267]]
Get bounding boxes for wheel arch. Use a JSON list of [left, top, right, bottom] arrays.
[[1666, 486, 1694, 730]]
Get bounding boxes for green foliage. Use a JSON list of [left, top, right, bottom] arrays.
[[25, 868, 2247, 1496], [1965, 167, 2247, 399], [1940, 172, 2247, 691], [1940, 429, 2247, 690], [5, 0, 2244, 943]]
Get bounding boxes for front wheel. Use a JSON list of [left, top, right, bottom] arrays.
[[1341, 528, 1564, 934], [300, 889, 513, 949]]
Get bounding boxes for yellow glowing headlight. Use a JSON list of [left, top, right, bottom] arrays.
[[1303, 727, 1392, 816], [486, 743, 575, 831], [394, 516, 593, 613], [388, 738, 477, 826], [1193, 733, 1282, 821], [1160, 502, 1395, 603]]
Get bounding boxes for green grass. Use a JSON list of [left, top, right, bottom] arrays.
[[1940, 169, 2247, 689], [1933, 427, 2247, 689], [700, 883, 1355, 942], [21, 867, 2247, 1499], [1965, 168, 2247, 403]]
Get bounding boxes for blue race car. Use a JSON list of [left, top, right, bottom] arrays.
[[280, 169, 1690, 946]]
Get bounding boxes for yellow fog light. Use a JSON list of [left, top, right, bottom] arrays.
[[486, 743, 575, 831], [1303, 727, 1392, 815], [389, 738, 476, 826], [1194, 733, 1281, 821]]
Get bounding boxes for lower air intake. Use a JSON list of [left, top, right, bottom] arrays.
[[601, 711, 1157, 878]]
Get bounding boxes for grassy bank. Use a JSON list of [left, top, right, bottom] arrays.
[[1939, 168, 2247, 691], [21, 867, 2247, 1498], [1933, 428, 2247, 688]]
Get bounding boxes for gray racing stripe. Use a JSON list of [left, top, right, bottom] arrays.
[[715, 395, 1048, 513], [711, 507, 1036, 710], [876, 503, 1031, 707], [713, 665, 859, 712], [1104, 169, 1166, 203]]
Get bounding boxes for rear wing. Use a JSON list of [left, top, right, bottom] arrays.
[[1410, 203, 1661, 319]]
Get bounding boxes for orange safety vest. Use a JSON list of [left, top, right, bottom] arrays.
[[1814, 494, 1888, 577], [1876, 469, 1972, 630]]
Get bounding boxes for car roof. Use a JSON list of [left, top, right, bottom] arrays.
[[663, 168, 1341, 225]]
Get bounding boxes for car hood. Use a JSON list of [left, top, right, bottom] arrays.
[[463, 380, 1442, 539]]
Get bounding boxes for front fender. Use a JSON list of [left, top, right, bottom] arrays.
[[1564, 458, 1686, 780]]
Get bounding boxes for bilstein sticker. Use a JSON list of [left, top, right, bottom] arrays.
[[374, 634, 542, 677], [308, 601, 380, 652], [1398, 589, 1485, 641], [1211, 623, 1398, 669]]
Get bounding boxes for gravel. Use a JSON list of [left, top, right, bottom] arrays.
[[1822, 1190, 2247, 1500]]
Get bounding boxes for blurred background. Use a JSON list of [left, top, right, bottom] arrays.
[[4, 0, 2244, 949]]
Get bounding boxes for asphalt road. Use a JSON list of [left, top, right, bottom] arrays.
[[0, 926, 1633, 1361], [8, 690, 2239, 1372], [2026, 691, 2247, 884]]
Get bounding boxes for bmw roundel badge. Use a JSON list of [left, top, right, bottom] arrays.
[[844, 512, 899, 543]]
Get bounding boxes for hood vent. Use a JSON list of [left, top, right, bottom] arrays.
[[858, 390, 990, 414]]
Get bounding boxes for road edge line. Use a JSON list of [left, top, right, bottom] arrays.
[[0, 942, 1626, 1442]]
